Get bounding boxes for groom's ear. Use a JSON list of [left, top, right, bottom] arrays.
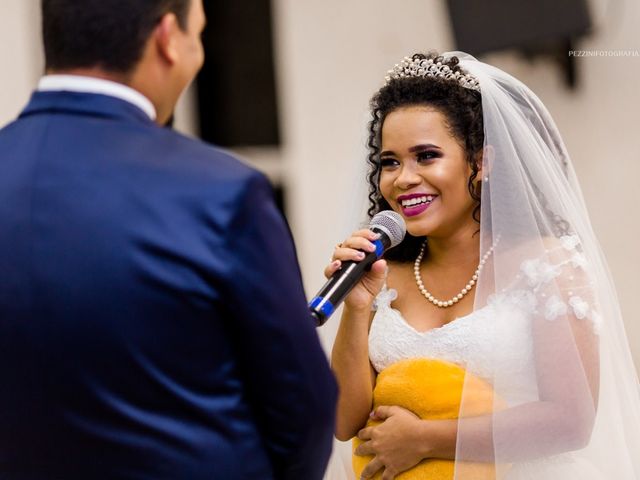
[[154, 13, 181, 65]]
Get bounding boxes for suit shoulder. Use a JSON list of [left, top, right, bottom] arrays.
[[153, 130, 276, 210], [155, 128, 259, 180]]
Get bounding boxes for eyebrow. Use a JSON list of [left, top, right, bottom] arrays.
[[380, 144, 441, 157]]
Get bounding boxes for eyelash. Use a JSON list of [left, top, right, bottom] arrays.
[[380, 151, 438, 168], [380, 158, 399, 168], [417, 151, 438, 162]]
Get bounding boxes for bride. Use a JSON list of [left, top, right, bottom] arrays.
[[324, 51, 640, 479]]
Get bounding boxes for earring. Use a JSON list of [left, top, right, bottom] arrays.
[[483, 176, 489, 183]]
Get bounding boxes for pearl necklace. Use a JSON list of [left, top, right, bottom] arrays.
[[413, 239, 497, 308]]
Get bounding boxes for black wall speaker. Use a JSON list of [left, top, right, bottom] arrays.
[[196, 0, 280, 147], [446, 0, 592, 87]]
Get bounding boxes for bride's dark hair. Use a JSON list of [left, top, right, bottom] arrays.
[[366, 52, 484, 262]]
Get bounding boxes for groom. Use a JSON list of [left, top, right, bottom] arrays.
[[0, 0, 336, 478]]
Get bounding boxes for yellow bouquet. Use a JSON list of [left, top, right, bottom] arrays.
[[352, 358, 505, 480]]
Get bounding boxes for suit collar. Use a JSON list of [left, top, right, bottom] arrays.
[[38, 75, 157, 121], [19, 90, 157, 126]]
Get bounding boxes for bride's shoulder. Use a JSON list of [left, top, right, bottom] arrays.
[[510, 234, 593, 293], [499, 234, 593, 294]]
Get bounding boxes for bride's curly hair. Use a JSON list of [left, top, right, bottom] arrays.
[[367, 52, 484, 262]]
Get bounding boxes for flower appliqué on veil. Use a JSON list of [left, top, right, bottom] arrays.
[[570, 253, 588, 270], [568, 296, 590, 320], [520, 259, 562, 288], [591, 311, 604, 335], [544, 295, 568, 321], [560, 235, 581, 251], [543, 294, 594, 324]]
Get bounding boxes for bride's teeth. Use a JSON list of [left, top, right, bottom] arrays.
[[400, 195, 437, 207]]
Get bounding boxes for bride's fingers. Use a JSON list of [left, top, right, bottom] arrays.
[[341, 230, 380, 250], [381, 467, 397, 480], [333, 236, 380, 262], [334, 245, 368, 262], [362, 259, 387, 285], [350, 228, 380, 241], [323, 260, 341, 279], [324, 258, 386, 290], [369, 259, 387, 276], [361, 457, 384, 479], [353, 440, 374, 457]]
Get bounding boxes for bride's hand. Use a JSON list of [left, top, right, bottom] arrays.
[[323, 229, 387, 312], [355, 406, 426, 480]]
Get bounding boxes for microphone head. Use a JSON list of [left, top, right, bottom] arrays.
[[369, 210, 406, 248]]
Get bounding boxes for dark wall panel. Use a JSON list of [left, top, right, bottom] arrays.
[[196, 1, 280, 147], [447, 0, 591, 55]]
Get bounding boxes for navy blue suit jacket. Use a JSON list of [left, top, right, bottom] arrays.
[[0, 91, 337, 479]]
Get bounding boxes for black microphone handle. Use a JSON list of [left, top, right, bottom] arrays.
[[310, 228, 391, 325]]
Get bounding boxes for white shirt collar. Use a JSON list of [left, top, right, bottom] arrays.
[[38, 75, 157, 121]]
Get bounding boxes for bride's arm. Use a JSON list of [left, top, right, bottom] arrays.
[[324, 228, 388, 441], [332, 306, 377, 441]]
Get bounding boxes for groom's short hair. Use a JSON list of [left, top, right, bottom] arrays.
[[42, 0, 191, 74]]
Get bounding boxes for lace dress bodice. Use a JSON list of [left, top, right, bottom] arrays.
[[369, 235, 601, 405], [370, 288, 541, 404]]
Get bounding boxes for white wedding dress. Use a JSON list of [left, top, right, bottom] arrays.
[[326, 236, 608, 480]]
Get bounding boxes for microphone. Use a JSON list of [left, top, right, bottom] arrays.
[[310, 211, 406, 326]]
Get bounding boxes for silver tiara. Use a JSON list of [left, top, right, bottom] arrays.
[[384, 56, 481, 92]]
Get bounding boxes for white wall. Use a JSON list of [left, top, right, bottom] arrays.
[[0, 0, 42, 127], [1, 0, 638, 370]]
